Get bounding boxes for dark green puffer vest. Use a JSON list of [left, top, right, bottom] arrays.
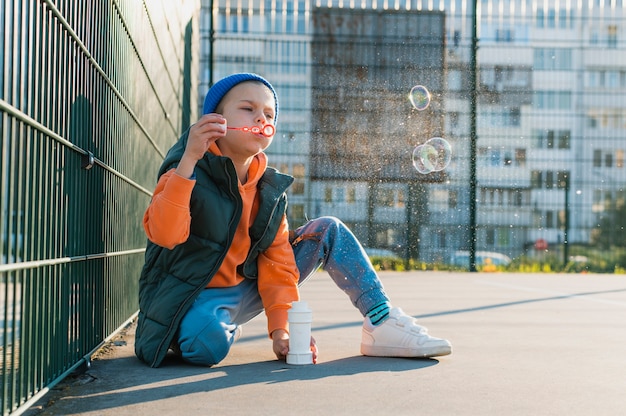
[[135, 129, 293, 368]]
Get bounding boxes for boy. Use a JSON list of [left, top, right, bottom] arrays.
[[135, 73, 451, 368]]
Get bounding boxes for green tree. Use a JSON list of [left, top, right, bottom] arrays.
[[591, 196, 626, 249]]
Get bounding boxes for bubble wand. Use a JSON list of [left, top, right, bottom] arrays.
[[227, 125, 275, 137]]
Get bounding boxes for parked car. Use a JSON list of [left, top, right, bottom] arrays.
[[451, 250, 512, 267], [364, 248, 401, 259]]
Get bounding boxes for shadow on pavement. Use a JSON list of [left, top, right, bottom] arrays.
[[48, 354, 438, 414]]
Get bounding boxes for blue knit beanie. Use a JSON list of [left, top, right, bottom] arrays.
[[202, 73, 278, 123]]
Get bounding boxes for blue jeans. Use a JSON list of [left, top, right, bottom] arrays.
[[177, 216, 390, 366]]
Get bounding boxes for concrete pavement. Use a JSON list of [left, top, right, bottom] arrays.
[[25, 271, 626, 416]]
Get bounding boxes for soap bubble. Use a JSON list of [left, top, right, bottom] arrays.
[[412, 137, 452, 174], [409, 85, 431, 111], [412, 144, 437, 174], [425, 137, 452, 171]]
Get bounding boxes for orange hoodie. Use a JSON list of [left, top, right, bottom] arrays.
[[143, 143, 300, 336]]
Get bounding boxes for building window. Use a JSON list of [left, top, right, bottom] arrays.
[[546, 130, 555, 148], [558, 9, 568, 29], [479, 107, 521, 127], [293, 163, 305, 178], [592, 189, 603, 212], [292, 163, 306, 195], [479, 147, 528, 167], [375, 187, 405, 208], [489, 189, 496, 205], [397, 189, 405, 208], [438, 231, 446, 248], [507, 107, 520, 126], [547, 9, 556, 28], [531, 171, 543, 188], [377, 188, 395, 207], [324, 186, 333, 203], [558, 131, 570, 149], [530, 170, 568, 189], [534, 48, 572, 70], [504, 152, 513, 166], [557, 210, 566, 229], [490, 148, 501, 166], [448, 191, 458, 209], [606, 71, 620, 88], [336, 187, 345, 202], [557, 171, 569, 189], [545, 171, 554, 189], [515, 148, 526, 167], [496, 28, 514, 42], [586, 71, 601, 88], [536, 9, 544, 28], [449, 112, 459, 129], [290, 204, 305, 222], [587, 115, 598, 128], [593, 150, 602, 168], [532, 129, 543, 147], [608, 25, 618, 48], [292, 181, 305, 195], [448, 72, 462, 91], [347, 187, 356, 204], [535, 91, 572, 109], [532, 129, 570, 149], [498, 228, 510, 246], [545, 211, 554, 228]]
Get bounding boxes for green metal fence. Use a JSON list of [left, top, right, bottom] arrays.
[[2, 0, 626, 413], [0, 0, 198, 414]]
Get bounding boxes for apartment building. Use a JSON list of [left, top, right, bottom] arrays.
[[200, 0, 626, 264]]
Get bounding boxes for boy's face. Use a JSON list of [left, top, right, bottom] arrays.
[[215, 81, 276, 160]]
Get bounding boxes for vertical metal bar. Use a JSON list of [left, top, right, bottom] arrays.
[[468, 0, 478, 272], [1, 1, 14, 411], [21, 0, 40, 399], [9, 270, 20, 413], [50, 11, 62, 374], [28, 0, 42, 391], [68, 0, 78, 362], [563, 174, 570, 267], [13, 0, 28, 404], [209, 0, 215, 87], [1, 271, 9, 415]]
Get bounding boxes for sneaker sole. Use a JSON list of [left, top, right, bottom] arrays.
[[360, 344, 452, 358]]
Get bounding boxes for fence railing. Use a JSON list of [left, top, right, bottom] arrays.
[[0, 0, 198, 414]]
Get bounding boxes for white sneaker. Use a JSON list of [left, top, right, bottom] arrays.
[[361, 307, 452, 358]]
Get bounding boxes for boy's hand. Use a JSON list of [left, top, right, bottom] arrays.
[[272, 329, 290, 361], [176, 113, 226, 178], [271, 329, 318, 364]]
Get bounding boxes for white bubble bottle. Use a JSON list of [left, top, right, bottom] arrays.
[[287, 301, 313, 365]]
